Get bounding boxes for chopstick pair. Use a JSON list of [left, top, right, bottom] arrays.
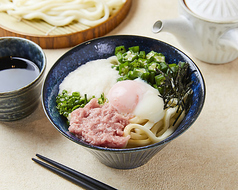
[[32, 154, 117, 190]]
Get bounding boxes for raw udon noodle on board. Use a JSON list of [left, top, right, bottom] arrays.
[[56, 46, 193, 148], [0, 0, 126, 26]]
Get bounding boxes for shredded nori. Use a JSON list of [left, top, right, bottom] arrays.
[[156, 61, 194, 125]]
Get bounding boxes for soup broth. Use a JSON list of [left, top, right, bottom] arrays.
[[0, 56, 40, 92]]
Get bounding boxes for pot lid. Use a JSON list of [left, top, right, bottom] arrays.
[[184, 0, 238, 22]]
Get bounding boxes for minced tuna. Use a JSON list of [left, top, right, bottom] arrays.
[[68, 98, 131, 148]]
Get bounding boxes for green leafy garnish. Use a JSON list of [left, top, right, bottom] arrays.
[[56, 90, 106, 118]]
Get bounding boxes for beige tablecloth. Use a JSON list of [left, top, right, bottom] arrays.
[[1, 0, 238, 189]]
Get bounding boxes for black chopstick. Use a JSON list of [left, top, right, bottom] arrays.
[[32, 154, 117, 190]]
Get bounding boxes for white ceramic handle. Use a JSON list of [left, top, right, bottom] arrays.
[[220, 28, 238, 51]]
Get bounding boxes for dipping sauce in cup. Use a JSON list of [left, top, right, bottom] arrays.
[[0, 56, 40, 92], [0, 37, 46, 121]]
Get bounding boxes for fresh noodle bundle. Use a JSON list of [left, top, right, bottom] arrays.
[[0, 0, 126, 26], [123, 100, 186, 147]]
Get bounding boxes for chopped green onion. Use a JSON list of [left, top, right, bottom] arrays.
[[56, 90, 106, 118]]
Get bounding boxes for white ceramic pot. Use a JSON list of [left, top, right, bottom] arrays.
[[152, 0, 238, 64]]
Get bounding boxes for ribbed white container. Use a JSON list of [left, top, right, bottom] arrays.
[[185, 0, 238, 22], [180, 0, 238, 63]]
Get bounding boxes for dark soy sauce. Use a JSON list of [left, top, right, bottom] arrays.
[[0, 56, 40, 92]]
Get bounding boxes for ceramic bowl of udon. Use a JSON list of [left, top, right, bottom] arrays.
[[0, 37, 46, 121], [42, 35, 205, 169]]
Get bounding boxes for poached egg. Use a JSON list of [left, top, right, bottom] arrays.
[[107, 78, 165, 123]]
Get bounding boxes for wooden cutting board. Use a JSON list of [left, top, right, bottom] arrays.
[[0, 0, 132, 49]]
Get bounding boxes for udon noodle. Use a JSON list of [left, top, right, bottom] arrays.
[[124, 105, 185, 147], [0, 0, 126, 26]]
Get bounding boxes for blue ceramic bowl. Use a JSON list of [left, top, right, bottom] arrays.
[[42, 35, 205, 169], [0, 37, 46, 121]]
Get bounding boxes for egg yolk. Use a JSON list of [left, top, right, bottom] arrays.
[[107, 80, 147, 114]]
